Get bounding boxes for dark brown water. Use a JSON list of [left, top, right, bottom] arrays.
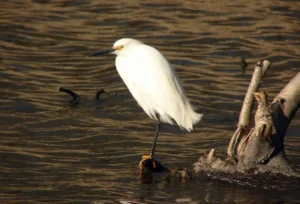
[[1, 0, 300, 203]]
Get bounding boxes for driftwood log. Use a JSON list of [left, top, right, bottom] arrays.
[[193, 60, 300, 182]]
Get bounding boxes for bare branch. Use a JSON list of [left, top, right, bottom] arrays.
[[239, 60, 271, 128], [227, 60, 271, 159], [194, 62, 300, 182]]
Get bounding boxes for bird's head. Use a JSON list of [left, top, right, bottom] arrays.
[[91, 38, 143, 56]]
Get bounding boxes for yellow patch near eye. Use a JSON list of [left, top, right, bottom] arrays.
[[113, 45, 124, 50]]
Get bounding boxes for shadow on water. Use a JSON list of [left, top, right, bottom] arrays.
[[0, 0, 299, 203]]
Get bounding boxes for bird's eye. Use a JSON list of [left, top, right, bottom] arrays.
[[120, 45, 124, 49]]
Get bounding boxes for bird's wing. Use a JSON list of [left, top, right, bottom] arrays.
[[116, 44, 187, 124]]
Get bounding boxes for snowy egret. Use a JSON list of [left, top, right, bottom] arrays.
[[92, 38, 203, 158]]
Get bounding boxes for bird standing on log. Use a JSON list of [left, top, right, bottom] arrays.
[[91, 38, 203, 167]]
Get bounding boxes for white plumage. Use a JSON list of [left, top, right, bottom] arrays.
[[92, 38, 203, 158], [113, 38, 202, 131]]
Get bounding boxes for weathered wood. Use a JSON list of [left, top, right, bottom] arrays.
[[272, 72, 300, 139], [239, 61, 270, 128], [227, 60, 271, 160], [194, 62, 299, 180]]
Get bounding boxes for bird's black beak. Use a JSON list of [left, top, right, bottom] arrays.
[[90, 48, 115, 56]]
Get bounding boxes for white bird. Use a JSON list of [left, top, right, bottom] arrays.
[[92, 38, 203, 158]]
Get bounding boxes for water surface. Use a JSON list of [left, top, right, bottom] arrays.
[[0, 0, 300, 203]]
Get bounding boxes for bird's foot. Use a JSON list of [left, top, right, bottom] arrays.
[[139, 155, 168, 174]]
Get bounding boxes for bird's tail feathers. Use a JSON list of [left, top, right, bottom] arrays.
[[180, 103, 203, 132]]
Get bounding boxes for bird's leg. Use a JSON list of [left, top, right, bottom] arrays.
[[139, 122, 161, 172], [150, 122, 160, 158]]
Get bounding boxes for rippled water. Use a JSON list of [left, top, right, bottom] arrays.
[[1, 0, 300, 203]]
